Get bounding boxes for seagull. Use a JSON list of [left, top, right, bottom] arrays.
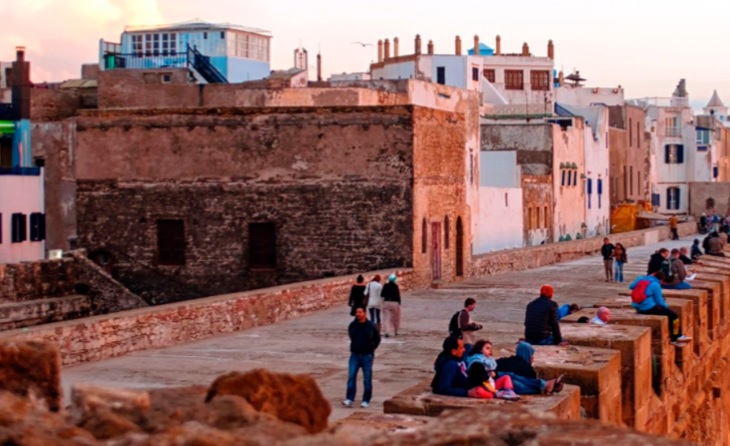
[[351, 42, 374, 47]]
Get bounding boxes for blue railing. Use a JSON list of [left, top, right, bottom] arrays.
[[103, 52, 188, 70], [554, 103, 575, 117], [0, 166, 41, 176], [188, 45, 228, 83]]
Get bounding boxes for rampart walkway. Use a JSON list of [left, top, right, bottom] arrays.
[[62, 235, 700, 422]]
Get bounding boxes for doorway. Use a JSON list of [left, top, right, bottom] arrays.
[[456, 217, 464, 276], [431, 222, 441, 281]]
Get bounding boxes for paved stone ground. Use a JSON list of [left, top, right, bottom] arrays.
[[62, 235, 698, 421]]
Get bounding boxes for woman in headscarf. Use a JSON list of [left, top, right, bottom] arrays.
[[380, 274, 401, 338], [495, 341, 564, 395]]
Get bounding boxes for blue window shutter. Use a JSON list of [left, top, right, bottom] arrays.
[[665, 145, 670, 163], [666, 189, 671, 209], [677, 145, 684, 164], [597, 179, 603, 195], [587, 178, 592, 194]]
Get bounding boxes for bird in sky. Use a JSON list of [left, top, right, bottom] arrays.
[[351, 42, 374, 47]]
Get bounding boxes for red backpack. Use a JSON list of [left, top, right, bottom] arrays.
[[631, 279, 651, 304]]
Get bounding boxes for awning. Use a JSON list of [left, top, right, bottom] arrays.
[[637, 211, 670, 221], [0, 121, 14, 135]]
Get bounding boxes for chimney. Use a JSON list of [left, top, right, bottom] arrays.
[[558, 70, 564, 87], [547, 39, 554, 60], [455, 35, 462, 55], [377, 40, 383, 62], [427, 40, 434, 55], [415, 34, 422, 55], [522, 42, 529, 56], [11, 46, 30, 121], [384, 38, 391, 60], [495, 35, 501, 55], [473, 35, 480, 56], [394, 37, 399, 57], [316, 53, 322, 82]]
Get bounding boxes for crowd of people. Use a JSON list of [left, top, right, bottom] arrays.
[[342, 230, 718, 407]]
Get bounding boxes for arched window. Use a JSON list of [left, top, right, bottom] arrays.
[[421, 218, 427, 254], [444, 216, 450, 250]]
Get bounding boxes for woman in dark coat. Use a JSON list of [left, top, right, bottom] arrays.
[[496, 341, 563, 395], [348, 275, 367, 316]]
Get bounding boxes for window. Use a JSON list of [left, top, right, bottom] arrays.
[[636, 122, 641, 147], [157, 219, 186, 266], [472, 67, 479, 81], [132, 34, 143, 56], [220, 31, 225, 39], [444, 216, 450, 250], [231, 32, 270, 62], [567, 170, 572, 186], [597, 179, 603, 209], [665, 116, 680, 137], [665, 144, 684, 164], [527, 207, 533, 230], [530, 70, 550, 91], [573, 170, 578, 186], [436, 67, 446, 85], [505, 70, 523, 90], [543, 206, 548, 228], [29, 213, 45, 242], [714, 166, 719, 179], [561, 170, 566, 186], [629, 166, 634, 195], [587, 178, 592, 209], [666, 187, 680, 210], [536, 207, 541, 229], [11, 213, 26, 243], [421, 218, 427, 253], [483, 69, 495, 83], [629, 118, 633, 146], [697, 129, 711, 145], [249, 222, 276, 269], [203, 32, 208, 39]]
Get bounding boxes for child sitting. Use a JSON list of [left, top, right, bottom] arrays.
[[465, 340, 520, 400]]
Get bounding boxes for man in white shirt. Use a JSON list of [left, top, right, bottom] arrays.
[[591, 307, 610, 325]]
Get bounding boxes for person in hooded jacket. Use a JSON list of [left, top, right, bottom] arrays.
[[495, 342, 563, 395], [381, 274, 401, 338], [348, 275, 367, 316], [431, 335, 482, 398]]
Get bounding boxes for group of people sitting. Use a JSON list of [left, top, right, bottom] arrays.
[[700, 232, 727, 257]]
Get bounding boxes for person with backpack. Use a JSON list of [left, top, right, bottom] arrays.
[[662, 249, 692, 290], [343, 307, 381, 408], [448, 298, 483, 354], [629, 271, 691, 346]]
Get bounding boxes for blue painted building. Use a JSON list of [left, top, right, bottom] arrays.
[[99, 20, 272, 83]]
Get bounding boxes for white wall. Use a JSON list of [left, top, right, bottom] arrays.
[[582, 106, 610, 237], [555, 86, 624, 107], [0, 172, 45, 264], [371, 60, 418, 80], [480, 151, 520, 187], [474, 187, 523, 254]]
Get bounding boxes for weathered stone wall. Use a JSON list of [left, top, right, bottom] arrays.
[[31, 121, 77, 251], [75, 106, 415, 303], [30, 88, 84, 121], [688, 182, 730, 218], [470, 221, 696, 276], [3, 268, 417, 365]]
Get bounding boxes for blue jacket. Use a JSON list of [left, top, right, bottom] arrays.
[[629, 275, 667, 311], [433, 355, 469, 397]]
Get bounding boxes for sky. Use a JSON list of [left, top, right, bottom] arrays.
[[2, 0, 730, 106]]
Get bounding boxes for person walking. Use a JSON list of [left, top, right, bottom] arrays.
[[669, 214, 679, 240], [343, 307, 381, 408], [613, 243, 628, 283], [348, 275, 367, 316], [524, 285, 565, 346], [381, 274, 401, 338], [364, 275, 383, 330], [601, 238, 615, 282], [456, 298, 483, 354]]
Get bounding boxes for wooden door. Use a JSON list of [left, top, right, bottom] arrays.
[[431, 222, 441, 281]]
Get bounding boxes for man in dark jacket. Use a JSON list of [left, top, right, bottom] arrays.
[[524, 285, 563, 346], [647, 248, 669, 274], [601, 238, 615, 282], [343, 307, 381, 408], [432, 335, 479, 397]]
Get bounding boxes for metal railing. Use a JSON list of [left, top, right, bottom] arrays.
[[102, 52, 188, 70], [665, 127, 682, 138]]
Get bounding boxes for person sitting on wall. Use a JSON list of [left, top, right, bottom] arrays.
[[524, 285, 567, 346], [495, 341, 564, 395], [465, 339, 520, 400], [629, 270, 691, 347], [691, 239, 703, 261], [661, 249, 692, 290], [591, 307, 611, 325], [431, 335, 483, 398], [679, 247, 694, 265], [705, 232, 726, 257], [647, 248, 669, 275], [557, 303, 581, 320]]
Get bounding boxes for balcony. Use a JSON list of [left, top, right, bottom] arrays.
[[665, 127, 682, 138]]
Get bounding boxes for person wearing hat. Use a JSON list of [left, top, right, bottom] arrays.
[[381, 274, 402, 338], [523, 285, 564, 346]]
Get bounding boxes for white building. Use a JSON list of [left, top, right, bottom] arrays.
[[0, 168, 45, 263]]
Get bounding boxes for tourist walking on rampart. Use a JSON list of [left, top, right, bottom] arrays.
[[348, 275, 367, 316], [601, 238, 615, 282], [364, 275, 383, 328], [343, 307, 381, 408], [629, 271, 690, 346], [613, 243, 627, 283], [669, 214, 679, 240], [381, 274, 401, 338], [524, 285, 565, 346]]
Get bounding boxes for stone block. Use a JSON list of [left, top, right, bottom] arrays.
[[0, 340, 61, 411], [689, 280, 721, 340], [692, 272, 730, 335], [382, 378, 581, 420], [560, 323, 652, 430]]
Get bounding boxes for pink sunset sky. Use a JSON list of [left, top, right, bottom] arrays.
[[3, 0, 729, 107]]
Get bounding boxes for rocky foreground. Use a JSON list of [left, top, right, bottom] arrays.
[[0, 340, 693, 445]]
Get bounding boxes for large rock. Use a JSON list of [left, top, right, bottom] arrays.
[[0, 340, 61, 411], [205, 369, 331, 433]]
